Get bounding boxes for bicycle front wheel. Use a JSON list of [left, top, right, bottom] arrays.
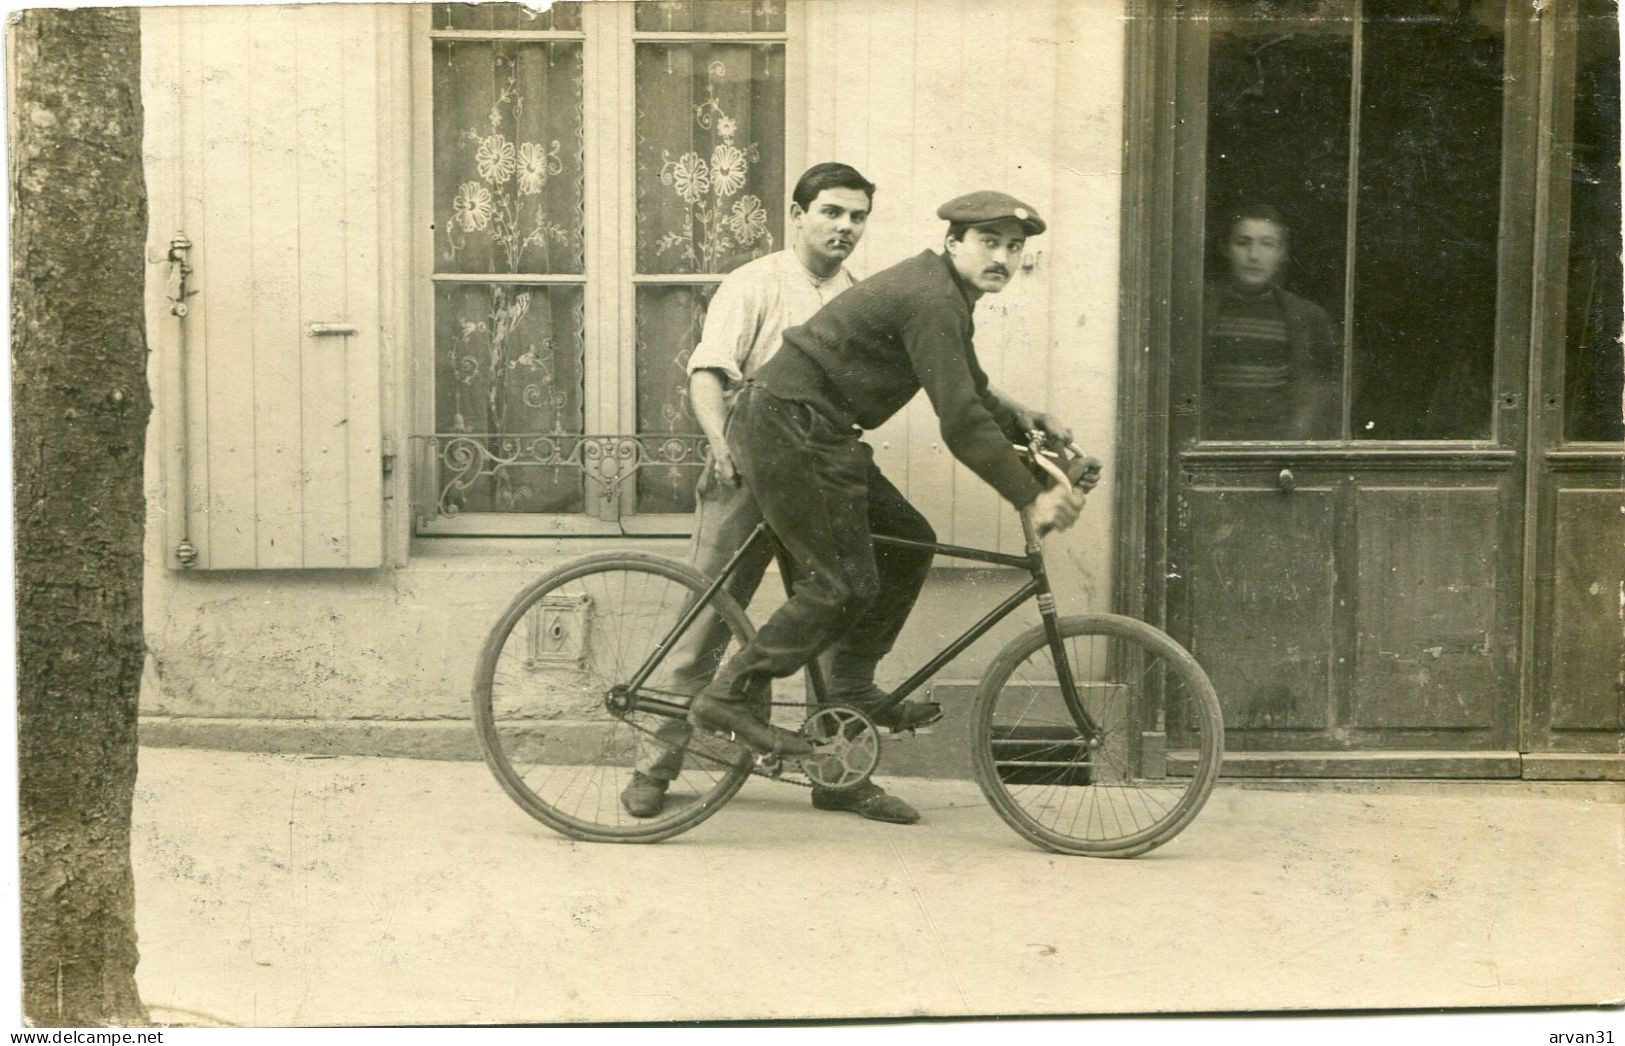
[[972, 614, 1223, 857], [472, 552, 756, 843]]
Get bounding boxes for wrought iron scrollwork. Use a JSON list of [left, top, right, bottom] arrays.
[[412, 433, 711, 519]]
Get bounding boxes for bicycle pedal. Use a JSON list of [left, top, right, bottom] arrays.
[[754, 752, 784, 778]]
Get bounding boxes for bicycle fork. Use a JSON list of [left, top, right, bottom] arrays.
[[1020, 513, 1107, 747]]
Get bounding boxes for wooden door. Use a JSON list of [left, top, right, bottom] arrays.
[[1161, 0, 1541, 774]]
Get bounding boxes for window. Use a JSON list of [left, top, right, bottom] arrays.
[[1562, 0, 1623, 444], [1199, 0, 1506, 442], [428, 3, 587, 516], [416, 1, 789, 532]]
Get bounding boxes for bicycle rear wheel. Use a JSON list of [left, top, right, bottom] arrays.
[[972, 614, 1223, 857], [472, 551, 756, 843]]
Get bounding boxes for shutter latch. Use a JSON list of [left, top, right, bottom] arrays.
[[166, 234, 196, 317]]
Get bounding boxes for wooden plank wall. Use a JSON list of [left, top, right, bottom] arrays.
[[802, 0, 1123, 572]]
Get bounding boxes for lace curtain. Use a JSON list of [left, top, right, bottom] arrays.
[[432, 38, 587, 514], [633, 39, 785, 512]]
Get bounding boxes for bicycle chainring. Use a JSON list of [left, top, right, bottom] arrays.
[[794, 704, 881, 789]]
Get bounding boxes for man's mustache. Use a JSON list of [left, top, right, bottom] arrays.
[[983, 266, 1009, 277]]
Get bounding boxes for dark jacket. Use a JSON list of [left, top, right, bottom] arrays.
[[756, 250, 1043, 507]]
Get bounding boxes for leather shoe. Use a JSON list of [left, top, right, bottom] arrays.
[[620, 771, 668, 818], [869, 700, 943, 732], [829, 684, 943, 733], [811, 781, 921, 824]]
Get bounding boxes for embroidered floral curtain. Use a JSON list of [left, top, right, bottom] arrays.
[[432, 38, 586, 514], [634, 38, 785, 512]]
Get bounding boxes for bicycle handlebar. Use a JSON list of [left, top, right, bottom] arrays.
[[1019, 431, 1104, 538], [1017, 432, 1103, 492], [1028, 441, 1075, 489]]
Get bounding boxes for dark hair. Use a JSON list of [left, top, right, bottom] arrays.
[[792, 162, 876, 212], [1222, 203, 1290, 242]]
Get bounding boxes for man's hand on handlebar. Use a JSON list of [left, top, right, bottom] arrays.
[[1014, 408, 1073, 448], [1070, 454, 1103, 494], [1019, 434, 1102, 536], [1030, 483, 1086, 536]]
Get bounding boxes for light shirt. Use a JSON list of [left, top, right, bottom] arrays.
[[686, 249, 857, 387]]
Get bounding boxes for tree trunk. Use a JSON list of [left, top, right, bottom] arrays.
[[11, 7, 150, 1027]]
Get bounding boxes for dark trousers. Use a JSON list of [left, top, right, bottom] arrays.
[[706, 383, 936, 701]]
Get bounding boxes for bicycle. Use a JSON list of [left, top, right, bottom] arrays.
[[471, 436, 1224, 857]]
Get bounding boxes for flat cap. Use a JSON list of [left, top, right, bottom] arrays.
[[936, 191, 1046, 236]]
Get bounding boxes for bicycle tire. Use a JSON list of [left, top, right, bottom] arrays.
[[471, 551, 757, 843], [971, 614, 1224, 857]]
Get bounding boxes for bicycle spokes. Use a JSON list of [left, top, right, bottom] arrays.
[[473, 555, 756, 842], [973, 615, 1223, 857]]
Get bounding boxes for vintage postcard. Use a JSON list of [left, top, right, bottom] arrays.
[[8, 0, 1623, 1032]]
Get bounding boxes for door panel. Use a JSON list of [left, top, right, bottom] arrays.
[[1351, 487, 1501, 729], [1185, 481, 1337, 736], [1549, 485, 1625, 732], [1178, 464, 1518, 752]]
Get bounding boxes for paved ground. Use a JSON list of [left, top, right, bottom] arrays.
[[130, 747, 1623, 1026]]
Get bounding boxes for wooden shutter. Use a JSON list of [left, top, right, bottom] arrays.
[[144, 6, 384, 569]]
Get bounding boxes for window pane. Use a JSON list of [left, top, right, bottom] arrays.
[[1563, 0, 1624, 443], [433, 41, 585, 275], [1350, 0, 1504, 440], [634, 285, 715, 514], [635, 42, 785, 275], [432, 285, 586, 515], [1202, 0, 1352, 440], [635, 0, 787, 33], [433, 3, 583, 32]]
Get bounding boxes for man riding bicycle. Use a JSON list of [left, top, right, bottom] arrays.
[[688, 191, 1088, 818]]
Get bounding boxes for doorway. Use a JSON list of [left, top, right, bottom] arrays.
[[1122, 0, 1623, 777]]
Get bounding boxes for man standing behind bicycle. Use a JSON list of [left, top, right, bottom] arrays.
[[624, 162, 941, 821], [687, 191, 1087, 820]]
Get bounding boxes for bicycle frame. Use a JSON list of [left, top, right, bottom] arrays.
[[621, 512, 1104, 742]]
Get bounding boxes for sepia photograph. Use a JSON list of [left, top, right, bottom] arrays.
[[7, 0, 1624, 1032]]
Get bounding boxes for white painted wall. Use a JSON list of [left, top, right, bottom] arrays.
[[800, 0, 1123, 605]]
